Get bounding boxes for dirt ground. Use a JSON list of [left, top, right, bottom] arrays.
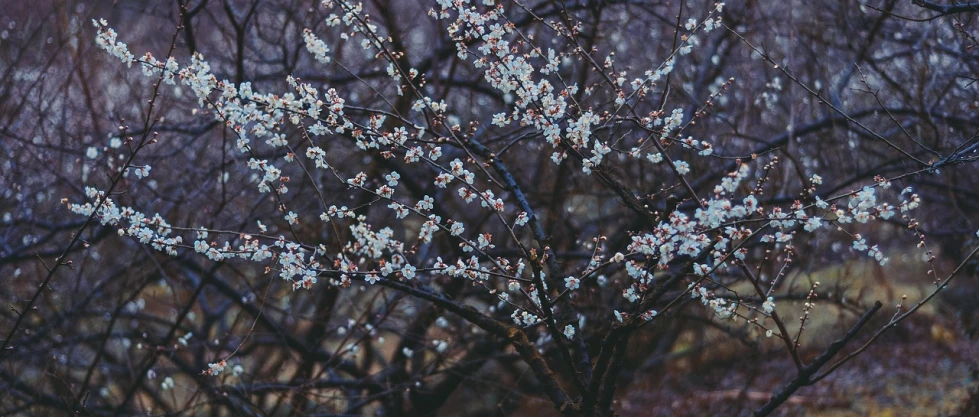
[[616, 314, 979, 417]]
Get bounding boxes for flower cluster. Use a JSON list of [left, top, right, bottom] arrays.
[[93, 19, 134, 66]]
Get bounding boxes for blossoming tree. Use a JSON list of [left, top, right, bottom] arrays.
[[2, 0, 979, 415]]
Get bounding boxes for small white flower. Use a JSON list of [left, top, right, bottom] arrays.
[[492, 112, 509, 127], [622, 286, 639, 303], [804, 217, 823, 232], [565, 277, 580, 291], [762, 297, 775, 314], [704, 18, 717, 32], [515, 212, 529, 226], [815, 196, 828, 209], [385, 171, 400, 187], [134, 165, 151, 179], [674, 160, 690, 175], [614, 310, 626, 323], [563, 324, 575, 340], [401, 264, 416, 280], [449, 222, 465, 236], [551, 151, 567, 164], [853, 237, 868, 252]]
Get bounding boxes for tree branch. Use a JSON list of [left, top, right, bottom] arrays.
[[753, 301, 883, 417], [912, 0, 979, 15]]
